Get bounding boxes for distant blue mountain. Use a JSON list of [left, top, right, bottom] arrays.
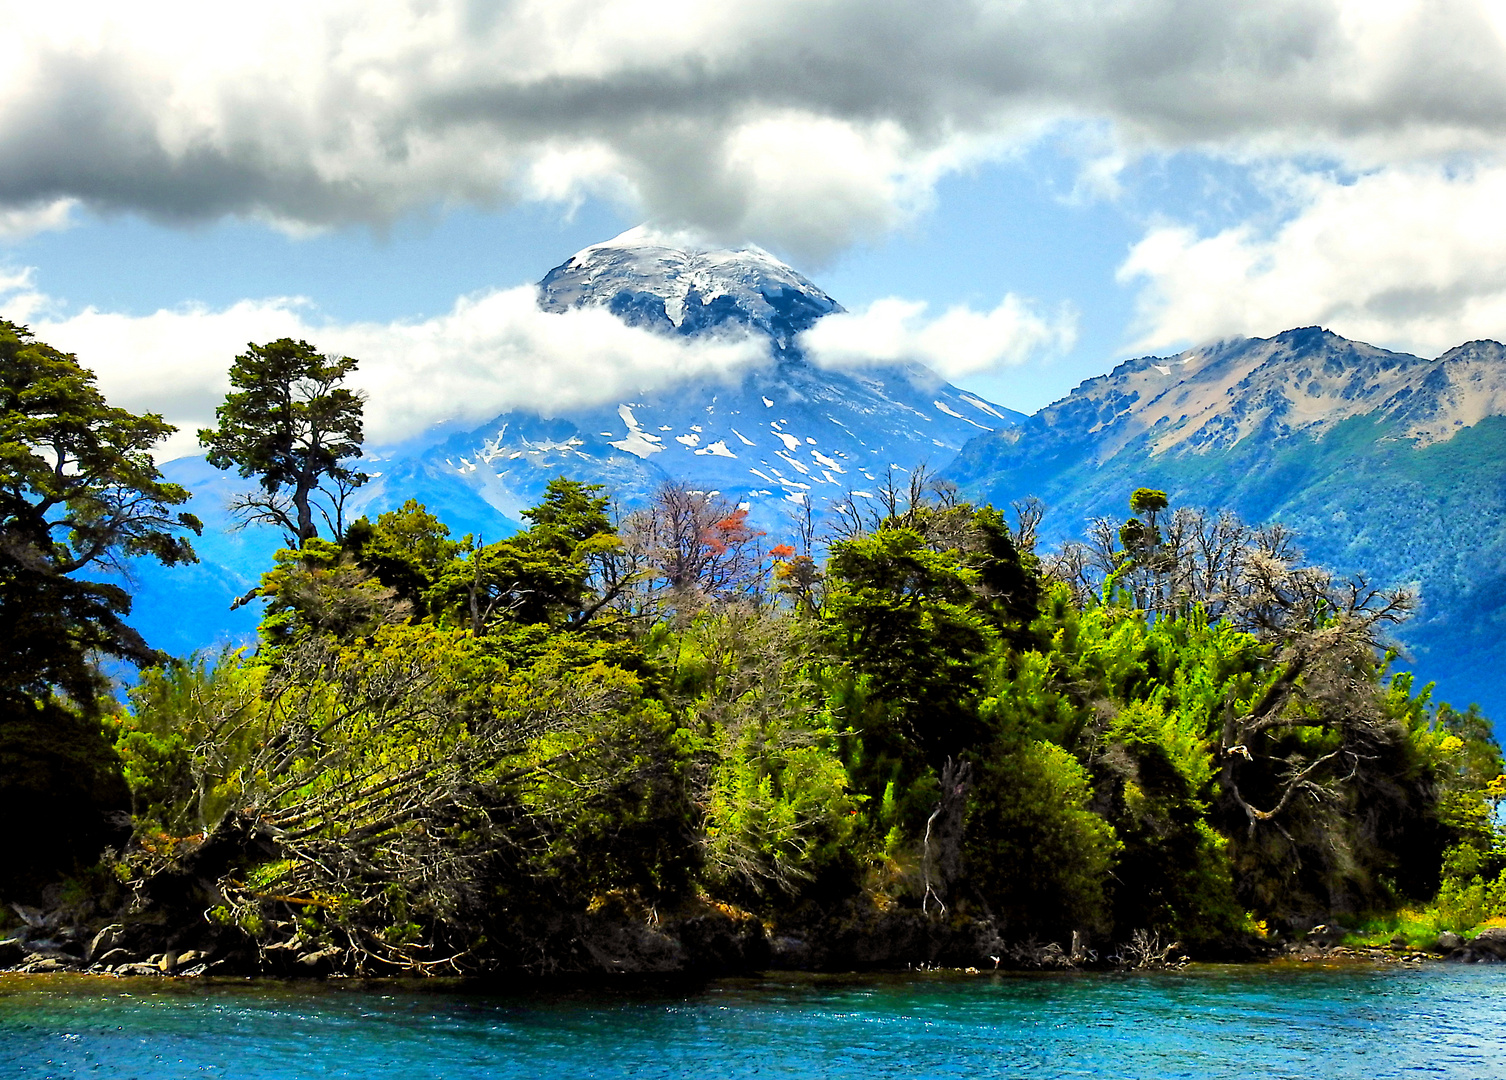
[[124, 226, 1023, 658]]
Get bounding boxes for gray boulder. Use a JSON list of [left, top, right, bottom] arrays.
[[1471, 927, 1506, 958], [1306, 924, 1351, 945], [86, 925, 124, 963], [116, 962, 163, 977]]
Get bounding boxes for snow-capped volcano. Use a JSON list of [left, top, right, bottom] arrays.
[[537, 226, 842, 346], [397, 228, 1024, 521]]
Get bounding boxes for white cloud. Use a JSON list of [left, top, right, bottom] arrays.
[[1118, 164, 1506, 357], [3, 2, 1506, 261], [1, 276, 769, 461], [336, 289, 768, 445], [22, 297, 314, 461], [0, 198, 75, 241], [0, 266, 47, 321], [799, 294, 1076, 379]]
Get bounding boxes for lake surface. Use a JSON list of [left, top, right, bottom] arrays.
[[2, 964, 1503, 1079]]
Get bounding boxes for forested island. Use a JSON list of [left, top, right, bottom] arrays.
[[4, 319, 1505, 978]]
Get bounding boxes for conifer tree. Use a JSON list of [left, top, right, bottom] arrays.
[[0, 320, 200, 896], [199, 338, 366, 546]]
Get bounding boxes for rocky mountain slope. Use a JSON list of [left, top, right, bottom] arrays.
[[946, 326, 1506, 718]]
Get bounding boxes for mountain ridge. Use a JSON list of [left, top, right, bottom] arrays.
[[946, 326, 1506, 720]]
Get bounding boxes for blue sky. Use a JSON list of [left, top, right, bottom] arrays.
[[0, 139, 1296, 418], [0, 143, 1157, 413], [2, 1, 1505, 456]]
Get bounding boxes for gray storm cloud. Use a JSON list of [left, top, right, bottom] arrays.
[[3, 1, 1505, 260]]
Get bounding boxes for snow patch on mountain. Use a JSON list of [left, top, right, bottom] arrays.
[[935, 399, 990, 428], [695, 440, 737, 458], [609, 403, 666, 459]]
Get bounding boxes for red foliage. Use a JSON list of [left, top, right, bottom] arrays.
[[701, 508, 759, 555]]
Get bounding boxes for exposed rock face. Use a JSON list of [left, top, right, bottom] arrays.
[[85, 924, 123, 963], [954, 329, 1506, 468]]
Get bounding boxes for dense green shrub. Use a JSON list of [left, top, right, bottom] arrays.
[[100, 479, 1503, 963]]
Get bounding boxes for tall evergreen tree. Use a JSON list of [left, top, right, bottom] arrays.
[[0, 320, 200, 896], [199, 338, 367, 546]]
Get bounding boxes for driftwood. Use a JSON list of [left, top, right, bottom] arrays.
[[1109, 929, 1188, 970]]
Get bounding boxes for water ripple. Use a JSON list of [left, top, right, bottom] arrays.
[[2, 965, 1504, 1079]]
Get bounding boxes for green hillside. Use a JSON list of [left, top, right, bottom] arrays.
[[948, 408, 1506, 721]]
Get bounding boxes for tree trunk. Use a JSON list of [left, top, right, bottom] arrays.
[[294, 478, 317, 545]]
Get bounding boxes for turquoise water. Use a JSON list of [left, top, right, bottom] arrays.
[[2, 965, 1503, 1079]]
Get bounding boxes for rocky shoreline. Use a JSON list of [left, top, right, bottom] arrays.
[[1272, 926, 1506, 966], [5, 900, 1505, 980], [0, 901, 993, 979]]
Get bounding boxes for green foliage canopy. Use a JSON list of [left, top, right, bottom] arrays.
[[101, 476, 1506, 967]]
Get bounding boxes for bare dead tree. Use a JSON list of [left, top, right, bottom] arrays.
[[1044, 505, 1413, 639], [312, 467, 366, 541], [1215, 574, 1415, 838], [875, 465, 909, 523], [787, 494, 818, 559], [1010, 496, 1046, 555], [825, 464, 960, 547], [921, 757, 972, 916], [823, 464, 1003, 565], [826, 487, 881, 544], [617, 482, 768, 618], [1041, 516, 1125, 607], [1042, 538, 1096, 605], [463, 534, 495, 635], [587, 498, 660, 626]]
